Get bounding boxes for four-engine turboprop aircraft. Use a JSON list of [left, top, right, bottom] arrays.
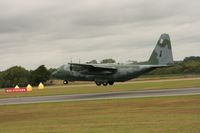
[[53, 33, 174, 86]]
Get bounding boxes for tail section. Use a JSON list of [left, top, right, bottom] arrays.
[[148, 33, 174, 65]]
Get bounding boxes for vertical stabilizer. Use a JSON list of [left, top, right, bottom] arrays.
[[148, 33, 174, 65]]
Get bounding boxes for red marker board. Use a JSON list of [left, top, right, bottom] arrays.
[[5, 88, 27, 93]]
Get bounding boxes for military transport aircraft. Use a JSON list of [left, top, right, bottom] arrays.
[[53, 33, 173, 86]]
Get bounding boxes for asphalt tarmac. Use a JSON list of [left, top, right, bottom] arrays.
[[0, 87, 200, 105]]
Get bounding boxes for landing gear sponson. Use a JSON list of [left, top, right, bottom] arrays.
[[63, 80, 114, 86]]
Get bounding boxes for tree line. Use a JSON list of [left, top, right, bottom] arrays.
[[0, 65, 51, 88], [148, 56, 200, 75]]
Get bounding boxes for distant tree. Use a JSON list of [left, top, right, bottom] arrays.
[[127, 60, 138, 64], [184, 56, 200, 62], [30, 65, 50, 85], [182, 61, 200, 74], [48, 68, 57, 79], [86, 60, 98, 64], [100, 58, 116, 64], [0, 72, 5, 88], [0, 66, 30, 88], [148, 60, 200, 75], [48, 68, 57, 73]]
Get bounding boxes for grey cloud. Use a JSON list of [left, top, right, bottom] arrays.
[[0, 0, 200, 70]]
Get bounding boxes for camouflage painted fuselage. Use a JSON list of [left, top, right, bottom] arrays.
[[53, 64, 160, 82]]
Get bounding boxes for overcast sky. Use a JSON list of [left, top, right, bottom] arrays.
[[0, 0, 199, 70]]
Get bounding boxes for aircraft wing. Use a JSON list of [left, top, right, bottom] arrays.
[[69, 63, 117, 75]]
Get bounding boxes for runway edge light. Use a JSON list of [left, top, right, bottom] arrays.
[[26, 84, 33, 92], [38, 82, 44, 90]]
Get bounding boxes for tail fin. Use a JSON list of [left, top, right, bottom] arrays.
[[148, 33, 174, 65]]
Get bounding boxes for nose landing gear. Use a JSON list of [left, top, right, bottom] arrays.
[[63, 80, 69, 84]]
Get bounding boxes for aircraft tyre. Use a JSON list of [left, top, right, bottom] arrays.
[[95, 82, 101, 86], [102, 82, 108, 86], [108, 81, 114, 85], [63, 80, 69, 84]]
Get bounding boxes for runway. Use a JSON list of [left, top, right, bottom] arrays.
[[0, 87, 200, 105]]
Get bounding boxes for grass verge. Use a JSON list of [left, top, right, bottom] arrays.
[[0, 95, 200, 133], [0, 78, 200, 99]]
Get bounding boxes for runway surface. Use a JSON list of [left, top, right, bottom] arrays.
[[0, 87, 200, 105]]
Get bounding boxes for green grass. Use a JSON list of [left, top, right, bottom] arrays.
[[0, 95, 200, 133], [1, 78, 200, 99]]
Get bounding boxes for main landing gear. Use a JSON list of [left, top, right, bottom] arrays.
[[95, 81, 114, 86]]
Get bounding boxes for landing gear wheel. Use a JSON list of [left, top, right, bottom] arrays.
[[108, 81, 114, 85], [102, 82, 108, 86], [95, 82, 101, 86], [63, 80, 69, 84]]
